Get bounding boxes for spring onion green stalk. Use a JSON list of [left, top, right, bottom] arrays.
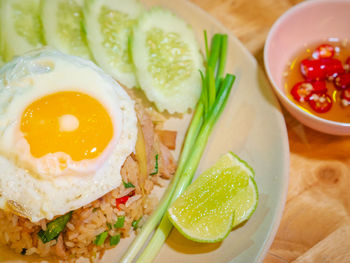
[[114, 216, 125, 228], [110, 234, 121, 246], [120, 33, 235, 263], [204, 31, 210, 58], [150, 154, 159, 175], [217, 35, 228, 79], [94, 231, 108, 246], [123, 181, 135, 188], [37, 211, 72, 243]]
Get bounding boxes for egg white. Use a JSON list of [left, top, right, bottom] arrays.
[[0, 49, 137, 222]]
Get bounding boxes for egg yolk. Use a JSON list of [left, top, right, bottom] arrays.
[[20, 91, 114, 161]]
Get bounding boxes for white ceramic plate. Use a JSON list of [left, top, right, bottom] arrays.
[[0, 1, 289, 262]]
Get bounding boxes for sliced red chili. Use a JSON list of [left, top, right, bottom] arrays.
[[115, 191, 135, 209], [324, 58, 345, 78], [301, 59, 325, 80], [308, 93, 332, 113], [341, 87, 350, 100], [116, 196, 130, 209], [311, 80, 327, 93], [334, 73, 350, 90], [312, 44, 335, 59], [291, 82, 313, 102], [346, 57, 350, 65], [290, 81, 327, 102], [340, 88, 350, 107], [344, 57, 350, 72], [300, 58, 344, 80]]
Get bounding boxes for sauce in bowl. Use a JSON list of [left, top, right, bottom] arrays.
[[284, 39, 350, 123]]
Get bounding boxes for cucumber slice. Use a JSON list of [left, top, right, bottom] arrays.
[[131, 8, 204, 113], [0, 0, 44, 62], [83, 0, 144, 88], [41, 0, 91, 60]]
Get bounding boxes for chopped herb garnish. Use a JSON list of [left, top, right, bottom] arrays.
[[92, 207, 99, 212], [150, 154, 159, 175], [107, 222, 112, 230], [114, 216, 125, 228], [94, 231, 108, 246], [37, 211, 72, 244], [132, 217, 142, 230], [123, 181, 135, 188], [21, 248, 27, 255], [110, 234, 121, 246]]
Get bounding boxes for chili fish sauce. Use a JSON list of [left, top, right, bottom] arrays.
[[284, 39, 350, 123]]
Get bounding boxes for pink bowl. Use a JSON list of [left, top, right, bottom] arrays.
[[264, 0, 350, 135]]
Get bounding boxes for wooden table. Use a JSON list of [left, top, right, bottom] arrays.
[[190, 0, 350, 262]]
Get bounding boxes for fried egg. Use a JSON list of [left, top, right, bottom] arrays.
[[0, 49, 137, 222]]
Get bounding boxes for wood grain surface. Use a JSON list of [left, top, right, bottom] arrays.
[[189, 0, 350, 262]]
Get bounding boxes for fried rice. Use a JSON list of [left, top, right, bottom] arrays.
[[0, 102, 176, 261]]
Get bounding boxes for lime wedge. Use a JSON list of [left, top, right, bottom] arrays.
[[167, 152, 258, 243]]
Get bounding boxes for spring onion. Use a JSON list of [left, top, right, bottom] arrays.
[[114, 216, 125, 228], [120, 32, 235, 263], [110, 234, 121, 246], [37, 211, 72, 244], [123, 181, 135, 188], [93, 231, 108, 246], [150, 154, 159, 175], [132, 217, 142, 230]]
